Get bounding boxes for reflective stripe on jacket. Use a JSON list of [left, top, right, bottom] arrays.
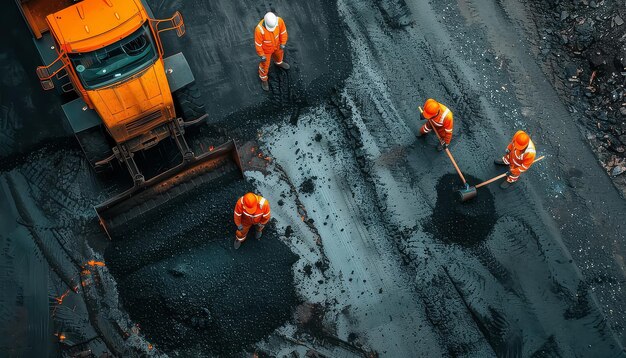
[[427, 103, 454, 144], [254, 17, 288, 56], [505, 131, 536, 174], [234, 194, 271, 226]]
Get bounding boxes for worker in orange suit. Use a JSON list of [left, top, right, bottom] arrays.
[[233, 192, 271, 249], [255, 12, 289, 91], [417, 99, 454, 151], [494, 130, 536, 189]]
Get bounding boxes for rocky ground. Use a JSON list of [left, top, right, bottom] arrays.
[[1, 0, 626, 357], [527, 0, 626, 195]]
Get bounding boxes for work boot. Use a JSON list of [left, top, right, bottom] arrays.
[[276, 61, 290, 70], [255, 230, 263, 240], [261, 80, 269, 92], [494, 158, 506, 166], [499, 180, 513, 190], [234, 239, 243, 250]]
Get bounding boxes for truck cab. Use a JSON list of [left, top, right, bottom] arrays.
[[43, 0, 180, 147], [17, 0, 203, 175], [17, 0, 243, 237]]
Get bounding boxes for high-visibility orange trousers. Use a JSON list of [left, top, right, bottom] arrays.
[[258, 48, 285, 81], [501, 155, 522, 183], [236, 223, 264, 242]]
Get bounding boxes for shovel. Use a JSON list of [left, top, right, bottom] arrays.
[[418, 106, 470, 190], [458, 155, 545, 202]]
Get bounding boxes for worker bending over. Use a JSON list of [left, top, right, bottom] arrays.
[[417, 99, 454, 151], [233, 192, 271, 249], [494, 130, 536, 189], [255, 12, 289, 91]]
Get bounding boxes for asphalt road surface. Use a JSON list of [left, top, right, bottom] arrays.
[[0, 0, 625, 357]]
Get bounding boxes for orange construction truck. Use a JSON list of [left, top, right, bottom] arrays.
[[16, 0, 242, 236]]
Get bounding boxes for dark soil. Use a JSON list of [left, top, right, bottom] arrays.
[[105, 176, 299, 355], [295, 302, 327, 339], [425, 174, 496, 247], [314, 260, 329, 274], [299, 177, 317, 194], [303, 264, 313, 276], [528, 0, 626, 195]]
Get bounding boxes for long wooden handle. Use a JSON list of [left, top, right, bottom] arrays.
[[419, 106, 466, 185], [475, 173, 508, 189], [445, 148, 467, 184], [475, 155, 546, 189]]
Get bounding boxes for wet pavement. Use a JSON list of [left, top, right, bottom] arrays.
[[1, 0, 626, 357], [425, 173, 497, 247]]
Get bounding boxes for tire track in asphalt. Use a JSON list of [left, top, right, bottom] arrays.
[[308, 0, 625, 355], [457, 0, 626, 347], [404, 0, 624, 352], [254, 0, 499, 354], [340, 0, 509, 354], [259, 104, 443, 356]]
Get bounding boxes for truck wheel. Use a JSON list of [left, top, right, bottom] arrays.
[[76, 126, 114, 173], [172, 83, 207, 125]]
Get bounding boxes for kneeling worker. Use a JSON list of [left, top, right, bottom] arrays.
[[233, 192, 271, 249], [494, 130, 536, 189], [417, 98, 454, 151]]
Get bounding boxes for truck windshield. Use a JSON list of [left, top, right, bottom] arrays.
[[69, 24, 157, 89]]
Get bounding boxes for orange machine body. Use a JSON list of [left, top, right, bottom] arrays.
[[27, 0, 175, 144]]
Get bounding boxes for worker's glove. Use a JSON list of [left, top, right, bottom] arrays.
[[280, 44, 286, 49], [505, 171, 512, 177], [237, 225, 243, 231], [505, 149, 510, 154], [259, 56, 267, 62], [257, 224, 265, 230], [441, 142, 448, 149]]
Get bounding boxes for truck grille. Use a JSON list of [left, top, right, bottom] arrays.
[[125, 110, 162, 133]]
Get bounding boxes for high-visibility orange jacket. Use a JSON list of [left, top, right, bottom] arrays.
[[503, 131, 536, 180], [424, 104, 454, 144], [234, 194, 271, 227], [254, 18, 288, 56]]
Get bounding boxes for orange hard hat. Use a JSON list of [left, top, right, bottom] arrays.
[[243, 193, 258, 214], [514, 131, 530, 150], [423, 99, 440, 119]]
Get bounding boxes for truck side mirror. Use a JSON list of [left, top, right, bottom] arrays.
[[40, 79, 54, 90], [172, 12, 185, 37], [151, 11, 186, 38], [35, 52, 68, 89], [36, 66, 51, 79]]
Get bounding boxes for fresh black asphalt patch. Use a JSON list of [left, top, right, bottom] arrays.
[[105, 177, 299, 355], [426, 173, 496, 247]]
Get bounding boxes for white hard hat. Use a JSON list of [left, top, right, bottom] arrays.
[[264, 12, 278, 31]]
